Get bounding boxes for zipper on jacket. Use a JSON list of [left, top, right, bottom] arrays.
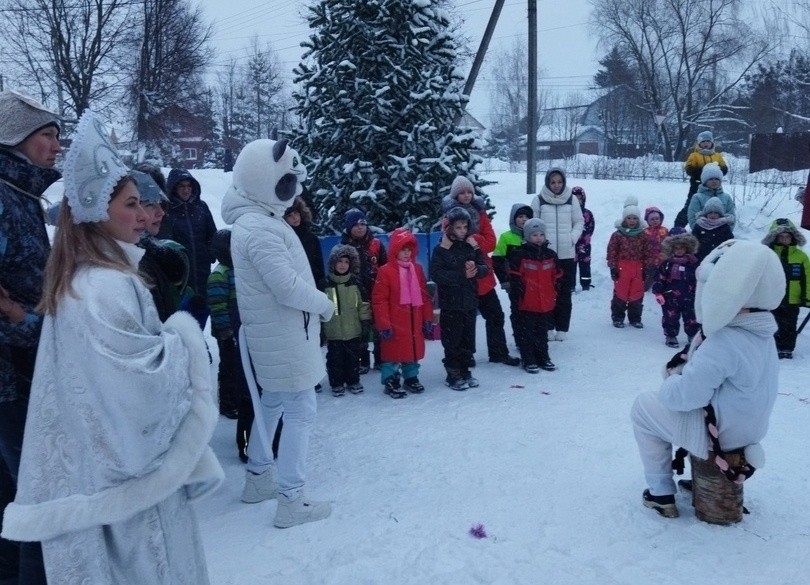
[[302, 311, 310, 340]]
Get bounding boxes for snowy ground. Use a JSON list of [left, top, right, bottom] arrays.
[[187, 169, 809, 584]]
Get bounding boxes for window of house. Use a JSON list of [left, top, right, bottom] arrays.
[[182, 148, 197, 160]]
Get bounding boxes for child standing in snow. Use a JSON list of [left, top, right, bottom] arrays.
[[322, 244, 372, 396], [607, 196, 656, 328], [643, 206, 668, 290], [651, 227, 700, 348], [762, 218, 810, 359], [687, 162, 735, 230], [692, 196, 734, 262], [442, 177, 519, 366], [430, 207, 489, 391], [572, 186, 595, 291], [493, 204, 534, 344], [372, 229, 433, 398], [341, 207, 387, 373], [506, 219, 560, 373]]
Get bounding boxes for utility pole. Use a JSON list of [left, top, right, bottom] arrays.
[[527, 0, 538, 194], [462, 0, 506, 99]]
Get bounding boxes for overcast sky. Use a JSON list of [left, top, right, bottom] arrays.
[[199, 0, 600, 122]]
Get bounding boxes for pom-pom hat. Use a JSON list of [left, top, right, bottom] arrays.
[[700, 162, 723, 185], [450, 175, 475, 199], [0, 90, 61, 147], [63, 111, 130, 224], [697, 130, 713, 144]]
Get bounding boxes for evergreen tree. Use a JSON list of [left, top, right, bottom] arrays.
[[290, 0, 487, 234]]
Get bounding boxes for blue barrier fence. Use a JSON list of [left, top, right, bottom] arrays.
[[318, 232, 445, 280]]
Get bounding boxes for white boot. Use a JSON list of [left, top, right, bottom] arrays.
[[273, 492, 331, 528], [240, 469, 277, 503], [555, 331, 567, 341]]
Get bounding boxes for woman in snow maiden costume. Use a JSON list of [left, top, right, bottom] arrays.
[[762, 218, 810, 359], [1, 112, 223, 584], [530, 168, 584, 340], [631, 239, 784, 518], [220, 138, 335, 528]]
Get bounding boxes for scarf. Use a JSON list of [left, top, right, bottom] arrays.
[[615, 224, 645, 237], [397, 260, 423, 307], [696, 215, 731, 230], [668, 253, 696, 281]]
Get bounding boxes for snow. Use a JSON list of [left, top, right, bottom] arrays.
[[188, 168, 809, 584]]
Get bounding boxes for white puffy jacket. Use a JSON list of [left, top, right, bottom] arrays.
[[221, 188, 333, 392], [530, 185, 584, 260]]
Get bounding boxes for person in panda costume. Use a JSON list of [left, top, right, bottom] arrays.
[[220, 139, 335, 529], [631, 239, 785, 518]]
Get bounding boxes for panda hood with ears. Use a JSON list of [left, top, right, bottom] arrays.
[[221, 138, 308, 222]]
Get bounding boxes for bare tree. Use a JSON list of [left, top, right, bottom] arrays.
[[130, 0, 214, 149], [589, 0, 770, 161], [486, 39, 548, 163], [0, 0, 136, 118]]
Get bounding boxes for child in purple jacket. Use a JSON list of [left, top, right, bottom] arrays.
[[651, 227, 700, 347]]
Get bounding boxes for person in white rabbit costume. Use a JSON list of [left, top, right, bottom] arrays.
[[220, 138, 335, 528], [631, 239, 785, 518], [1, 111, 223, 584]]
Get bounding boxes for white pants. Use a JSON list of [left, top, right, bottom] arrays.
[[630, 391, 709, 496], [247, 389, 317, 499]]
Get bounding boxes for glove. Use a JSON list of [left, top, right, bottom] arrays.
[[511, 280, 524, 299], [379, 328, 393, 341], [610, 267, 619, 281], [655, 294, 665, 306], [422, 321, 433, 337], [500, 282, 511, 293]]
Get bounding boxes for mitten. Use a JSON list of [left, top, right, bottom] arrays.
[[511, 280, 524, 299], [422, 321, 433, 337], [610, 267, 619, 281], [655, 294, 665, 306], [379, 328, 393, 341]]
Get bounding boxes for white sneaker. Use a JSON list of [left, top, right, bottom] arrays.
[[555, 331, 567, 341], [547, 330, 555, 341], [273, 493, 332, 528], [240, 469, 277, 503]]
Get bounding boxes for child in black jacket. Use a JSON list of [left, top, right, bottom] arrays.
[[429, 207, 489, 390]]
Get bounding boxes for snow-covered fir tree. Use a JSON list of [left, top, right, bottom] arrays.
[[290, 0, 488, 234]]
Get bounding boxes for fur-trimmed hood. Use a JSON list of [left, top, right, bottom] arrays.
[[762, 218, 806, 247], [284, 196, 313, 224], [328, 243, 360, 274], [661, 228, 699, 258]]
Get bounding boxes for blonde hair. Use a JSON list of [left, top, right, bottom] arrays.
[[38, 177, 138, 315]]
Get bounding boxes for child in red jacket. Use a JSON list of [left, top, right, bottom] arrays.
[[506, 219, 561, 373], [372, 228, 433, 398], [607, 197, 656, 328]]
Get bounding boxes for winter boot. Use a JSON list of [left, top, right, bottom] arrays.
[[613, 321, 625, 328], [630, 321, 644, 329], [523, 363, 540, 374], [347, 383, 364, 394], [462, 371, 479, 387], [403, 377, 425, 393], [665, 336, 679, 348], [331, 385, 345, 397], [539, 359, 556, 371], [384, 375, 406, 398], [444, 368, 469, 391], [273, 492, 332, 529], [642, 489, 678, 518], [490, 354, 521, 366], [241, 469, 277, 504]]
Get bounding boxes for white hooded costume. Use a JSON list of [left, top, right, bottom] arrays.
[[631, 240, 785, 496]]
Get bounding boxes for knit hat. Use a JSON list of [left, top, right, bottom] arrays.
[[132, 170, 168, 205], [697, 130, 713, 144], [343, 208, 367, 232], [63, 111, 130, 224], [622, 196, 641, 220], [644, 206, 664, 222], [761, 217, 806, 247], [661, 226, 698, 257], [700, 162, 723, 185], [0, 90, 60, 147], [523, 218, 547, 242], [695, 240, 785, 335], [450, 175, 475, 199], [700, 196, 725, 216]]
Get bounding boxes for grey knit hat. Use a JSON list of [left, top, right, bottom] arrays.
[[697, 130, 713, 144], [523, 218, 547, 242], [0, 90, 60, 147], [700, 162, 723, 185]]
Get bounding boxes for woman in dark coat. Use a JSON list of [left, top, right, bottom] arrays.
[[283, 196, 325, 285]]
